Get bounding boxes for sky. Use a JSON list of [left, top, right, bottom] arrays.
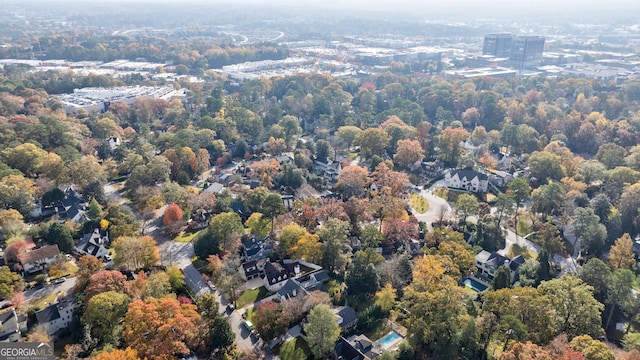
[[12, 0, 640, 23]]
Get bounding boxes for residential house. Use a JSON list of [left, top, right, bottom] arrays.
[[422, 161, 444, 177], [334, 337, 367, 360], [508, 255, 526, 283], [218, 173, 235, 185], [299, 269, 329, 293], [488, 170, 514, 187], [345, 334, 378, 359], [188, 210, 212, 230], [276, 279, 308, 302], [444, 169, 488, 193], [0, 309, 21, 342], [75, 229, 109, 259], [241, 236, 274, 262], [320, 190, 338, 199], [281, 194, 294, 211], [231, 199, 248, 220], [475, 250, 506, 281], [312, 160, 342, 181], [107, 136, 121, 150], [249, 179, 261, 189], [475, 250, 524, 284], [35, 300, 74, 336], [241, 258, 268, 281], [633, 235, 640, 258], [18, 245, 61, 274], [334, 306, 358, 332], [61, 186, 88, 223], [264, 262, 292, 292], [275, 154, 293, 165], [263, 259, 323, 292], [202, 182, 225, 195]]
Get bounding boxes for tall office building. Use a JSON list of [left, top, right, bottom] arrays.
[[509, 36, 545, 69], [482, 34, 513, 58]]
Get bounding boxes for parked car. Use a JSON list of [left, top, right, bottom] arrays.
[[242, 320, 254, 331], [54, 277, 66, 284], [102, 254, 112, 262]]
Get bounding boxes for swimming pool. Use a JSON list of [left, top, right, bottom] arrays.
[[379, 331, 402, 348], [463, 277, 488, 292]]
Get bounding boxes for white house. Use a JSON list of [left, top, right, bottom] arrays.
[[75, 228, 109, 260], [312, 160, 342, 181], [35, 300, 74, 336], [475, 250, 525, 283], [444, 169, 488, 193]]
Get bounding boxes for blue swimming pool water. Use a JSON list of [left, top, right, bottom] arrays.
[[379, 331, 402, 348], [463, 278, 488, 292]]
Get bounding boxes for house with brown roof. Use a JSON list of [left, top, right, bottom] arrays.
[[18, 245, 60, 274]]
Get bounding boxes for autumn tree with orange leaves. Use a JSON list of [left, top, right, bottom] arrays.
[[122, 297, 201, 360], [92, 347, 141, 360], [84, 270, 128, 303], [337, 165, 369, 199], [163, 203, 183, 230], [394, 139, 425, 169]]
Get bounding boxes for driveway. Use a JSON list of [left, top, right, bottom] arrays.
[[228, 308, 261, 351], [411, 188, 454, 230]]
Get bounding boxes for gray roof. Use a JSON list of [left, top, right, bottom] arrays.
[[509, 255, 526, 272], [452, 169, 488, 181], [277, 279, 306, 300], [35, 304, 61, 324], [335, 306, 357, 328], [203, 182, 225, 194], [476, 250, 507, 269], [311, 270, 329, 283]]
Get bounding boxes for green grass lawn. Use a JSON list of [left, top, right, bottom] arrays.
[[236, 286, 270, 309], [30, 292, 59, 312], [508, 244, 537, 260], [409, 193, 430, 214], [246, 307, 256, 323], [363, 320, 392, 341], [433, 187, 448, 199], [174, 229, 203, 243], [279, 336, 311, 360]]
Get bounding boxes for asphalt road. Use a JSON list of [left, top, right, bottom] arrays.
[[102, 181, 270, 354], [24, 277, 77, 304]]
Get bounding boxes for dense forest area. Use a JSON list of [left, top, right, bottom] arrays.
[[4, 49, 640, 359]]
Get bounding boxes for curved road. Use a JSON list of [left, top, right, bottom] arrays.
[[410, 185, 577, 275]]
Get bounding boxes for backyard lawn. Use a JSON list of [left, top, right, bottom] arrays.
[[409, 193, 430, 213], [236, 286, 270, 308], [279, 336, 311, 360]]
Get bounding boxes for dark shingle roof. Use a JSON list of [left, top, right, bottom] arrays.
[[35, 304, 61, 324], [453, 169, 488, 181], [336, 306, 357, 328]]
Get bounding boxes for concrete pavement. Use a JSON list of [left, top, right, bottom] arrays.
[[411, 188, 454, 230]]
